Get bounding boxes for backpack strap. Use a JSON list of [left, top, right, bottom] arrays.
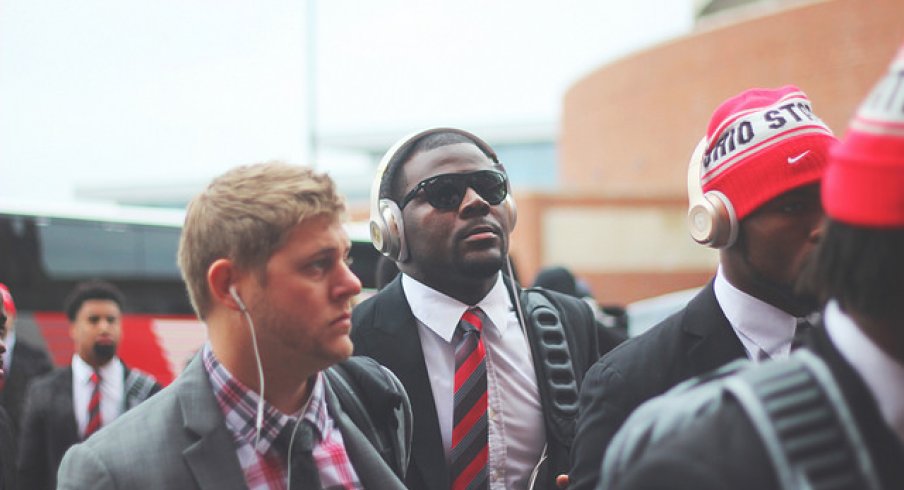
[[518, 288, 580, 446], [324, 356, 412, 479], [725, 349, 881, 490], [123, 367, 160, 410]]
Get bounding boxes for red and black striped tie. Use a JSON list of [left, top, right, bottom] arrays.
[[451, 307, 489, 490], [85, 370, 102, 439]]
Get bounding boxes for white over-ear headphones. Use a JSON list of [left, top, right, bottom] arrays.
[[369, 127, 518, 262], [687, 136, 738, 249]]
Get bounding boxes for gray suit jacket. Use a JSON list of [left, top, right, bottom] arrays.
[[56, 355, 406, 489], [18, 361, 161, 490]]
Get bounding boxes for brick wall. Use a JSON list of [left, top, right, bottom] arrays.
[[537, 0, 904, 304], [560, 0, 904, 198]]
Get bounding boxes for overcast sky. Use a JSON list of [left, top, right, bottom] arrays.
[[0, 0, 693, 202]]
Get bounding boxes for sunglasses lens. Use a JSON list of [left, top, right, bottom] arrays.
[[424, 178, 466, 210], [471, 171, 507, 204], [416, 170, 508, 210]]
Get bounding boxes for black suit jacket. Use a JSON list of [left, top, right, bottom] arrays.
[[351, 275, 608, 490], [608, 327, 904, 490], [569, 281, 747, 490], [0, 339, 53, 436], [17, 363, 161, 490], [0, 407, 16, 490]]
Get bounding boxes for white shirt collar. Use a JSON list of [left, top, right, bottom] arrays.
[[714, 266, 797, 359], [71, 353, 122, 385], [824, 300, 904, 442], [402, 272, 513, 343]]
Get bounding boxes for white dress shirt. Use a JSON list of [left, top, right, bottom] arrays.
[[403, 272, 545, 489], [713, 266, 798, 362], [824, 300, 904, 444], [71, 354, 125, 438], [2, 331, 14, 371]]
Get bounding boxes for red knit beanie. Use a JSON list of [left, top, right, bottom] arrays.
[[823, 44, 904, 228], [700, 86, 837, 221]]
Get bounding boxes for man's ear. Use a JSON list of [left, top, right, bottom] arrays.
[[208, 259, 243, 312]]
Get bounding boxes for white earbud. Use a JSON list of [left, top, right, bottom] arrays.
[[229, 285, 247, 313]]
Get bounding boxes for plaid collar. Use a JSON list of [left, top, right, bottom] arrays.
[[202, 343, 330, 455]]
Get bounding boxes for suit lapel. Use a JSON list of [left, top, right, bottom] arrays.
[[177, 358, 248, 490], [370, 278, 449, 490], [56, 368, 80, 446], [682, 282, 748, 376]]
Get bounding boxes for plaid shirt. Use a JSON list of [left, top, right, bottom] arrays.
[[203, 344, 362, 489]]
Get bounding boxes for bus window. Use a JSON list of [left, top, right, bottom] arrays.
[[0, 202, 379, 385]]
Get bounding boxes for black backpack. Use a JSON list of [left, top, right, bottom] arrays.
[[602, 349, 881, 490], [323, 356, 413, 480]]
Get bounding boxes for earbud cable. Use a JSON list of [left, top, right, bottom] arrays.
[[237, 305, 266, 446]]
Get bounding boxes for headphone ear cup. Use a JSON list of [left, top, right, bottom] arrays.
[[371, 198, 408, 262], [688, 191, 736, 248], [685, 136, 737, 249]]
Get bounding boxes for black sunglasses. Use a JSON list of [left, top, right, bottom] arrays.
[[399, 169, 508, 210]]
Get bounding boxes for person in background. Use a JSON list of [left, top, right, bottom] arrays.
[[56, 162, 410, 489], [569, 85, 838, 490], [603, 44, 904, 489], [0, 283, 53, 435], [0, 295, 19, 490], [352, 128, 622, 489], [18, 280, 161, 490]]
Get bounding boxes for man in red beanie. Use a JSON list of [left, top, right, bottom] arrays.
[[601, 44, 904, 490], [0, 284, 53, 434], [0, 299, 19, 490], [568, 86, 837, 490]]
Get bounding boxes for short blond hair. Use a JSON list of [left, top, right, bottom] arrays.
[[178, 161, 346, 318]]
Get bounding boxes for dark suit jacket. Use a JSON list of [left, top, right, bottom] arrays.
[[351, 275, 608, 490], [569, 281, 747, 490], [608, 328, 904, 490], [56, 355, 407, 490], [17, 362, 161, 490], [0, 339, 53, 435], [0, 407, 17, 490]]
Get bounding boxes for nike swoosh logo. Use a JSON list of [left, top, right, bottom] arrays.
[[788, 150, 810, 164]]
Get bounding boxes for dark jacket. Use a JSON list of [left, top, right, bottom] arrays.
[[0, 407, 16, 490], [569, 281, 747, 490], [17, 362, 161, 490], [607, 328, 904, 490], [0, 339, 53, 436], [351, 275, 617, 490]]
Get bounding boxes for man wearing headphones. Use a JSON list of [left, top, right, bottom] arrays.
[[568, 86, 838, 490], [602, 47, 904, 489], [57, 162, 410, 489], [352, 128, 618, 489]]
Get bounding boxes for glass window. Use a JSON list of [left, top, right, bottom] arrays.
[[38, 218, 180, 279]]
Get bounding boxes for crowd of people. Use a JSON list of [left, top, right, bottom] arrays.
[[0, 41, 901, 490]]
